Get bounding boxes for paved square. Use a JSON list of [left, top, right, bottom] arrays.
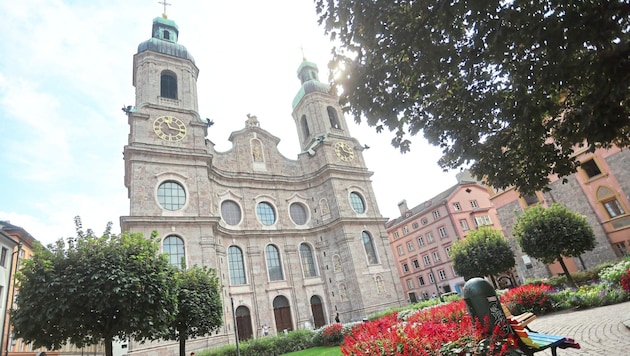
[[523, 301, 630, 355]]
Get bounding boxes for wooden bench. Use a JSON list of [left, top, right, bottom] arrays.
[[501, 304, 536, 328], [508, 317, 580, 356]]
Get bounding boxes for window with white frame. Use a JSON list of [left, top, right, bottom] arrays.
[[438, 226, 447, 238], [445, 246, 452, 258], [412, 222, 419, 229], [433, 251, 440, 262], [403, 263, 409, 272], [428, 272, 435, 284], [407, 241, 415, 251], [452, 202, 461, 211], [406, 279, 413, 289], [460, 219, 469, 230], [470, 200, 479, 208], [423, 255, 431, 265], [413, 259, 420, 268], [438, 269, 447, 280], [403, 226, 409, 234], [474, 215, 492, 226], [426, 232, 434, 243], [596, 186, 627, 219], [393, 231, 399, 239], [417, 236, 425, 247], [418, 276, 425, 286], [397, 246, 404, 256], [604, 199, 625, 218], [433, 210, 441, 219]]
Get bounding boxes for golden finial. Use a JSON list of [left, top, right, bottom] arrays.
[[158, 0, 171, 18]]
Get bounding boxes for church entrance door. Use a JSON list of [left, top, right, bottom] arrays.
[[273, 296, 293, 333], [235, 306, 253, 340], [310, 295, 326, 328]]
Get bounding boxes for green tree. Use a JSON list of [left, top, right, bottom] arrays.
[[315, 1, 629, 194], [513, 204, 596, 288], [451, 228, 515, 286], [165, 266, 223, 356], [11, 219, 177, 356]]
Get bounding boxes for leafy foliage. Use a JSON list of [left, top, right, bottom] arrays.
[[201, 329, 315, 356], [164, 266, 223, 356], [451, 228, 515, 280], [621, 269, 630, 294], [513, 204, 596, 287], [11, 219, 177, 356], [315, 0, 630, 194]]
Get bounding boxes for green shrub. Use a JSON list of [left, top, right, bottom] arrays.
[[202, 329, 314, 356]]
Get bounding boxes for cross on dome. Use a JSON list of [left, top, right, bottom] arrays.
[[158, 0, 171, 18]]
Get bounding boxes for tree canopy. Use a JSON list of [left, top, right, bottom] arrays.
[[315, 0, 630, 194], [11, 220, 177, 356], [451, 228, 515, 281], [513, 203, 596, 287], [164, 266, 223, 356]]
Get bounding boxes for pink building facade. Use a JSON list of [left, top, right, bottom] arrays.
[[385, 172, 508, 302]]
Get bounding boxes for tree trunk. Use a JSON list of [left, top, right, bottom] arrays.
[[557, 256, 577, 288], [105, 337, 113, 356]]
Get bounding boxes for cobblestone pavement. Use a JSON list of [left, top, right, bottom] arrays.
[[523, 301, 630, 355]]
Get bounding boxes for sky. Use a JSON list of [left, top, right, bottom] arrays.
[[0, 0, 459, 246]]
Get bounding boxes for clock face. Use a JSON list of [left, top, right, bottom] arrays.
[[153, 116, 187, 141], [334, 142, 355, 162]]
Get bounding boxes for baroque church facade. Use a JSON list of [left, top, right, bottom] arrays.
[[120, 14, 404, 354]]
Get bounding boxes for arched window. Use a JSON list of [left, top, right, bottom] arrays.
[[362, 231, 379, 265], [299, 243, 317, 277], [160, 71, 177, 99], [301, 115, 310, 138], [327, 106, 340, 129], [163, 235, 185, 268], [266, 244, 284, 281], [163, 30, 170, 40], [597, 186, 627, 218], [228, 246, 246, 285]]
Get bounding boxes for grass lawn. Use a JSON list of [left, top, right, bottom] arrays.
[[280, 346, 342, 356]]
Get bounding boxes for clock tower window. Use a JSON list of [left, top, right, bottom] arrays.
[[160, 71, 178, 99], [301, 115, 310, 138], [327, 106, 340, 129]]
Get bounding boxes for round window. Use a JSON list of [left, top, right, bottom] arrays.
[[289, 202, 308, 225], [349, 192, 366, 213], [221, 200, 242, 225], [157, 181, 186, 211], [256, 202, 276, 225]]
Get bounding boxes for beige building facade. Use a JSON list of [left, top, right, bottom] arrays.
[[120, 15, 403, 355]]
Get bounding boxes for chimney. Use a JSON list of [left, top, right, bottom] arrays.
[[397, 200, 408, 216]]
